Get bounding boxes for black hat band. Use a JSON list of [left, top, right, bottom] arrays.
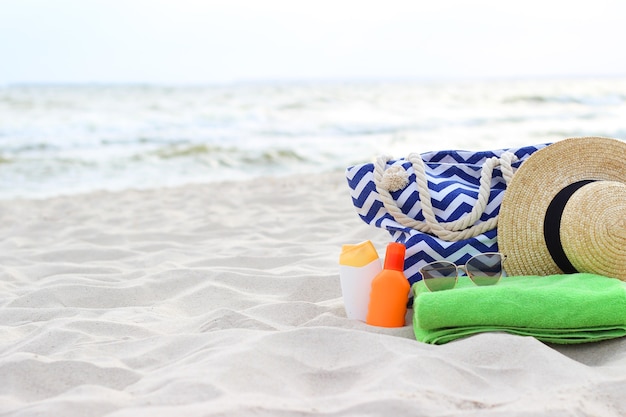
[[543, 179, 597, 273]]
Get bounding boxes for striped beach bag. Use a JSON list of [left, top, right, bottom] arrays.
[[345, 143, 548, 286]]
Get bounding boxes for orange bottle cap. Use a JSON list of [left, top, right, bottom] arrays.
[[384, 242, 405, 271]]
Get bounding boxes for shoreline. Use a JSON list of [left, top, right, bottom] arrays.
[[0, 168, 352, 201]]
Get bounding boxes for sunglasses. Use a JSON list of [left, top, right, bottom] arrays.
[[419, 252, 505, 291]]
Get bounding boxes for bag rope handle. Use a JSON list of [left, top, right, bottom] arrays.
[[374, 151, 518, 241]]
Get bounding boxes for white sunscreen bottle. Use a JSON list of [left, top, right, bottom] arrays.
[[339, 240, 382, 321]]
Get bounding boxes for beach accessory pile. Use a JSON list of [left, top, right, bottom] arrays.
[[346, 144, 547, 285]]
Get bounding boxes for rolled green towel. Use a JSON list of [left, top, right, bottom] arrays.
[[412, 273, 626, 344]]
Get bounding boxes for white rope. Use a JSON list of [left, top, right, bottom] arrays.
[[374, 151, 518, 241]]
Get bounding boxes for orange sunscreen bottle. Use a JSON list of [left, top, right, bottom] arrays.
[[366, 242, 410, 327]]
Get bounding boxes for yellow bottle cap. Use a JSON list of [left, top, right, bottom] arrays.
[[339, 240, 379, 267]]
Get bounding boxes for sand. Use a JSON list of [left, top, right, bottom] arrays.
[[2, 171, 626, 417]]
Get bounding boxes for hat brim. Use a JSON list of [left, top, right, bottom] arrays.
[[498, 137, 626, 276]]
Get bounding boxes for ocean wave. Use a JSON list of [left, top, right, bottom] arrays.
[[502, 94, 626, 105], [142, 143, 308, 165], [149, 143, 225, 159]]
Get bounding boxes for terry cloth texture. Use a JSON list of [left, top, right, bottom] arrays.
[[413, 273, 626, 344]]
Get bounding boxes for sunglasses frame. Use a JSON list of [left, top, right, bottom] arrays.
[[419, 252, 506, 292]]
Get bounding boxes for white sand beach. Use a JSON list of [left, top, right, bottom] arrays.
[[2, 171, 626, 417]]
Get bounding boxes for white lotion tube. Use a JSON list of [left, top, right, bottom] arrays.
[[339, 241, 382, 321]]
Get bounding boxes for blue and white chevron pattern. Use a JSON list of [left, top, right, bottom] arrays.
[[346, 144, 549, 285]]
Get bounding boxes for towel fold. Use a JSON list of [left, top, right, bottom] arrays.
[[412, 273, 626, 344]]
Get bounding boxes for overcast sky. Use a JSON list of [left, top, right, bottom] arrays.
[[1, 0, 626, 85]]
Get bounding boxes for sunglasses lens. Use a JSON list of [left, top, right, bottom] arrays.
[[421, 261, 457, 291], [466, 253, 502, 286]]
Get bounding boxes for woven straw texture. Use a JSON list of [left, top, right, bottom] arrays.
[[561, 181, 626, 279], [498, 137, 626, 279]]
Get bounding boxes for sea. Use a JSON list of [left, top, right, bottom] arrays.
[[1, 77, 626, 199]]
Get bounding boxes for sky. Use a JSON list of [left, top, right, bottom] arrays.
[[1, 0, 626, 85]]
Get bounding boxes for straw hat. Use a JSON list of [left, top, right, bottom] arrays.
[[498, 137, 626, 280]]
